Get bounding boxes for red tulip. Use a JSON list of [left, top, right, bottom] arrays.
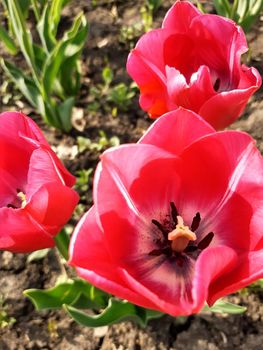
[[69, 108, 263, 316], [0, 112, 79, 253], [126, 1, 261, 130]]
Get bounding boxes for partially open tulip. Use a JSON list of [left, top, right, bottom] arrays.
[[127, 1, 261, 130], [69, 108, 263, 316], [0, 112, 79, 253]]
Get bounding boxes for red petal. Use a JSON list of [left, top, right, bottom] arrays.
[[162, 1, 200, 32], [139, 108, 214, 157], [208, 250, 263, 305], [0, 207, 55, 253]]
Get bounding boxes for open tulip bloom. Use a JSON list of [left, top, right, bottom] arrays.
[[0, 112, 79, 253], [127, 1, 261, 130], [69, 108, 263, 316]]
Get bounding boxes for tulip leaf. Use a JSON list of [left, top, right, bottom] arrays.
[[1, 59, 41, 108], [5, 0, 37, 74], [203, 300, 247, 314], [64, 298, 160, 328], [24, 278, 108, 311], [0, 25, 17, 55], [56, 96, 75, 132], [42, 12, 88, 97]]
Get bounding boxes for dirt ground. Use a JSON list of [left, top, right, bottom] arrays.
[[0, 1, 263, 349]]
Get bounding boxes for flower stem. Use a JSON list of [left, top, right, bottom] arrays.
[[54, 228, 70, 261]]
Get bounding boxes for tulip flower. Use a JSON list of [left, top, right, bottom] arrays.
[[69, 108, 263, 316], [126, 1, 261, 130], [0, 112, 79, 253]]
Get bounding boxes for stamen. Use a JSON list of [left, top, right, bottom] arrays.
[[168, 216, 197, 253], [197, 232, 214, 250], [191, 212, 201, 231], [152, 219, 168, 239], [170, 202, 178, 226]]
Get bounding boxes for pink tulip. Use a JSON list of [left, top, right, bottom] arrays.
[[127, 1, 261, 130], [0, 112, 79, 253], [69, 108, 263, 316]]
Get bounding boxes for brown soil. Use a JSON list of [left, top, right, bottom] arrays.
[[0, 1, 263, 349]]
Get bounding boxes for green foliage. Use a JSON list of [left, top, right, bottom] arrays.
[[24, 278, 163, 328], [89, 66, 136, 115], [202, 299, 247, 314], [0, 295, 16, 328], [212, 0, 263, 32], [65, 298, 163, 328], [0, 0, 88, 131], [24, 278, 108, 311]]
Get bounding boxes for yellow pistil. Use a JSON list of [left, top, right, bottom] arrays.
[[17, 191, 27, 208], [168, 216, 197, 253]]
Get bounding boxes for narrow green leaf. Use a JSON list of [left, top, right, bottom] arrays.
[[0, 25, 17, 55], [24, 281, 79, 310], [203, 299, 247, 314], [65, 298, 149, 328], [56, 96, 75, 132], [6, 0, 37, 75], [1, 59, 41, 108], [42, 13, 88, 97], [24, 278, 108, 311], [37, 5, 56, 52]]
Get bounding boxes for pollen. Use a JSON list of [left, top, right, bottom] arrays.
[[17, 191, 27, 208], [168, 216, 197, 253]]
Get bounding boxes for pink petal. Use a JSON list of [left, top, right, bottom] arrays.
[[177, 130, 255, 225], [192, 245, 238, 308], [0, 207, 55, 253], [69, 207, 158, 310], [139, 108, 215, 156], [26, 148, 68, 199], [126, 30, 176, 117], [199, 82, 261, 130], [94, 144, 180, 261], [26, 182, 79, 229], [208, 250, 263, 305], [162, 1, 201, 32]]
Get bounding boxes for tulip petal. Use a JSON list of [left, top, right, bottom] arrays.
[[26, 148, 67, 199], [139, 108, 215, 155], [0, 207, 55, 253], [162, 1, 200, 32], [26, 182, 79, 230], [208, 250, 263, 305], [69, 207, 158, 310], [199, 82, 261, 130], [178, 130, 255, 225], [192, 245, 238, 309]]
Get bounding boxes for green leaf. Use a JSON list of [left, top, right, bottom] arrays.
[[24, 278, 107, 311], [0, 25, 18, 55], [6, 0, 37, 75], [1, 59, 41, 108], [65, 298, 152, 328], [37, 5, 57, 52], [56, 96, 75, 132], [27, 249, 50, 263], [203, 299, 247, 314], [102, 67, 113, 86], [42, 12, 88, 97]]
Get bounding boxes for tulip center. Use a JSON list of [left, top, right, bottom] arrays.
[[149, 202, 214, 266], [168, 216, 196, 253], [17, 191, 27, 208], [7, 189, 27, 209]]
